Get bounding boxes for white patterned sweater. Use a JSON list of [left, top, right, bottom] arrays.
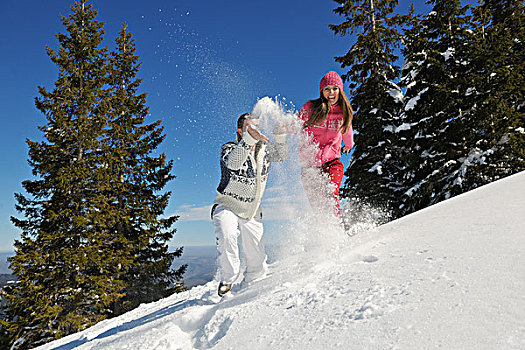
[[213, 131, 288, 220]]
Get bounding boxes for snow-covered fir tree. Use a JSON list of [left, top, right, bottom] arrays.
[[397, 0, 472, 215], [0, 2, 185, 349], [459, 0, 525, 187], [330, 0, 407, 217]]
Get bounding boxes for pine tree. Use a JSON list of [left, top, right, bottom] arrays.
[[1, 2, 185, 348], [330, 0, 407, 217], [460, 0, 525, 186], [106, 24, 186, 314], [1, 2, 112, 347], [397, 0, 471, 215]]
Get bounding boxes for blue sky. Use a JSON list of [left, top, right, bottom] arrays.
[[0, 0, 432, 252]]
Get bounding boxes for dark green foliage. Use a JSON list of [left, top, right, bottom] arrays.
[[106, 24, 186, 314], [330, 0, 408, 216], [1, 2, 185, 349], [459, 0, 525, 187], [397, 0, 472, 214], [333, 0, 524, 218], [397, 0, 524, 216]]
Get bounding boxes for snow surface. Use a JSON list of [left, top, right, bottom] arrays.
[[35, 171, 525, 349]]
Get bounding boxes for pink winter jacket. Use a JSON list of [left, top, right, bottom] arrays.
[[298, 101, 354, 167]]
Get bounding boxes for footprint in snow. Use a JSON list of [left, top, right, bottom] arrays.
[[362, 255, 379, 263]]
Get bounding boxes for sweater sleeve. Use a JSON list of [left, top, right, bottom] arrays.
[[342, 125, 354, 149], [222, 132, 258, 170]]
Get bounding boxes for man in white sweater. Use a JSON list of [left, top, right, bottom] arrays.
[[212, 112, 288, 297]]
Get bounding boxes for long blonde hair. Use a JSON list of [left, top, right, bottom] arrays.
[[304, 89, 353, 134]]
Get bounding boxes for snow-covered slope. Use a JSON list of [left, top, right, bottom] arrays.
[[37, 171, 525, 350]]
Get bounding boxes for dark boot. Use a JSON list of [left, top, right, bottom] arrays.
[[218, 282, 232, 297]]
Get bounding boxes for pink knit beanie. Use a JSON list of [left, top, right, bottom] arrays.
[[319, 71, 344, 93]]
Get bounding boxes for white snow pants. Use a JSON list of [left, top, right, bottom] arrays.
[[213, 205, 267, 284]]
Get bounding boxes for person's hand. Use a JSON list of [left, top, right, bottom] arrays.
[[342, 146, 353, 154], [247, 124, 269, 142]]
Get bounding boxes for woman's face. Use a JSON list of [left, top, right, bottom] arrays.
[[322, 85, 340, 106]]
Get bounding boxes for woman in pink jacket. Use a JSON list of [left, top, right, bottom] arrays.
[[298, 71, 354, 217]]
